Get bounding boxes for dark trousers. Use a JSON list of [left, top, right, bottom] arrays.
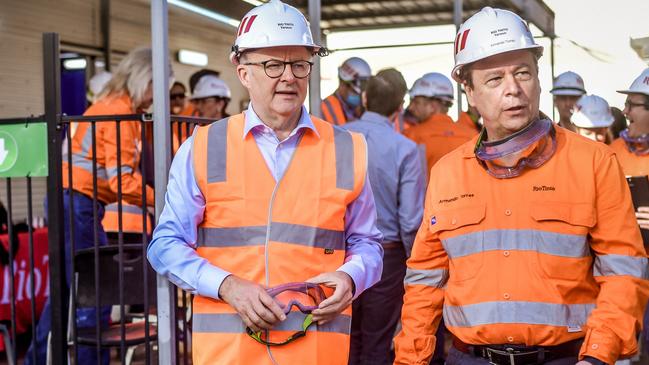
[[25, 190, 110, 365], [349, 245, 406, 365], [446, 346, 577, 365]]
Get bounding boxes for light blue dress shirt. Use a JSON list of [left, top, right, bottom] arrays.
[[147, 104, 384, 300], [344, 111, 425, 255]]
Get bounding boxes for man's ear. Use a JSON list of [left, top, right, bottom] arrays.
[[236, 64, 252, 89], [465, 84, 475, 107], [361, 91, 367, 109]]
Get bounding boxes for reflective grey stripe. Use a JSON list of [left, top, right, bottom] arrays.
[[105, 203, 144, 215], [442, 229, 588, 259], [333, 127, 354, 191], [197, 222, 345, 250], [107, 165, 134, 179], [404, 268, 447, 287], [323, 98, 340, 125], [593, 254, 649, 279], [193, 312, 351, 335], [66, 153, 108, 180], [206, 118, 229, 183], [444, 301, 595, 328]]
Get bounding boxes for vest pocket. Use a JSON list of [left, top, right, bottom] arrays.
[[432, 203, 486, 282]]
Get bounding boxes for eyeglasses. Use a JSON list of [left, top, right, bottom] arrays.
[[170, 93, 186, 100], [624, 100, 647, 110], [244, 59, 313, 79], [246, 282, 327, 346]]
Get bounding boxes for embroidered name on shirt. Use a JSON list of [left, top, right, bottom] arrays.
[[438, 193, 474, 204], [533, 185, 555, 192]]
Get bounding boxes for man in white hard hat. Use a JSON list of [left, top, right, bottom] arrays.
[[570, 94, 615, 144], [321, 57, 372, 125], [190, 74, 231, 120], [147, 1, 383, 364], [551, 71, 587, 132], [395, 7, 648, 365]]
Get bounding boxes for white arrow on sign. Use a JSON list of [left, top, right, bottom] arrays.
[[0, 138, 7, 165]]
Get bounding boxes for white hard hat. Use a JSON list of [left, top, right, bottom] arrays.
[[229, 0, 324, 65], [550, 71, 586, 96], [338, 57, 371, 94], [191, 75, 231, 100], [570, 94, 614, 128], [617, 68, 649, 96], [88, 71, 112, 97], [451, 7, 543, 82], [409, 75, 454, 103]]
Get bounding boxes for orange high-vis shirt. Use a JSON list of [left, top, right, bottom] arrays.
[[610, 138, 649, 176], [456, 111, 481, 135], [62, 94, 154, 207], [321, 94, 348, 126], [102, 201, 152, 235], [404, 114, 477, 173], [394, 127, 649, 365]]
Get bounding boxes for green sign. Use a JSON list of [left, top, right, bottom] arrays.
[[0, 123, 48, 177]]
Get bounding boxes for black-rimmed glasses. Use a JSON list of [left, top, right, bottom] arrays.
[[625, 100, 647, 110], [243, 59, 313, 79]]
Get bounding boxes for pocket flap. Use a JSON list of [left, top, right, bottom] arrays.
[[531, 202, 596, 228], [430, 203, 486, 233]]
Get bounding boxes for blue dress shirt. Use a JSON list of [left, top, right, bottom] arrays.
[[148, 104, 384, 300]]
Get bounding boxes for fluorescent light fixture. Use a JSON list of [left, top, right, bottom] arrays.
[[241, 0, 264, 5], [177, 49, 209, 67], [63, 58, 87, 70], [168, 0, 239, 28]]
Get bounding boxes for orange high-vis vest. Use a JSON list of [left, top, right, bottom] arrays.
[[62, 94, 154, 206], [102, 201, 152, 234], [609, 138, 649, 177], [191, 113, 367, 365], [321, 94, 348, 126], [394, 127, 649, 365], [404, 113, 476, 173], [172, 104, 200, 154]]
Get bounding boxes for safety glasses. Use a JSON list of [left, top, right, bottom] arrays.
[[475, 118, 557, 179], [246, 282, 327, 346], [620, 129, 649, 155]]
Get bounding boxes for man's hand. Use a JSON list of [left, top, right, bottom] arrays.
[[637, 206, 649, 230], [306, 271, 354, 325], [218, 275, 286, 333]]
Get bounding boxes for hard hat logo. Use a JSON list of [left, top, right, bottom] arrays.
[[278, 22, 295, 30], [454, 29, 471, 55], [644, 76, 649, 86], [237, 15, 258, 36]]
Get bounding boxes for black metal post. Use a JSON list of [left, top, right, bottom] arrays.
[[43, 32, 68, 365]]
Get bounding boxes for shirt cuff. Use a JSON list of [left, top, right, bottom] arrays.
[[337, 262, 365, 300], [196, 264, 231, 300], [579, 327, 621, 365]]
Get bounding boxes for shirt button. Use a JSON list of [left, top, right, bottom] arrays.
[[503, 293, 510, 300], [504, 209, 512, 216], [451, 218, 457, 225], [591, 344, 599, 350], [503, 251, 510, 257], [507, 336, 514, 342]]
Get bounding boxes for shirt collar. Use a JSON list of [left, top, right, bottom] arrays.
[[243, 103, 319, 139], [360, 111, 393, 128]]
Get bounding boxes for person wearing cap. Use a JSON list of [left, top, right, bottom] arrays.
[[570, 95, 615, 144], [321, 57, 372, 125], [394, 7, 649, 365], [404, 73, 477, 174], [342, 70, 425, 365], [550, 71, 587, 132], [191, 74, 231, 120], [147, 1, 383, 364]]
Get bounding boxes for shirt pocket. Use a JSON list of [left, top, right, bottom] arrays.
[[530, 202, 595, 281], [431, 203, 486, 282]]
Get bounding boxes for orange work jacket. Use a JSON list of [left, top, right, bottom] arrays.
[[456, 111, 482, 135], [62, 93, 154, 206], [404, 114, 477, 173], [190, 113, 367, 365], [102, 201, 152, 235], [172, 104, 200, 154], [321, 94, 349, 126], [610, 138, 649, 177], [394, 127, 649, 365]]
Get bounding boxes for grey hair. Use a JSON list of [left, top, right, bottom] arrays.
[[98, 47, 155, 110]]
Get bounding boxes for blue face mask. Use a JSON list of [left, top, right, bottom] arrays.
[[345, 93, 361, 108]]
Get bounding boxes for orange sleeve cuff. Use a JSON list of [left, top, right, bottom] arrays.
[[579, 327, 622, 364]]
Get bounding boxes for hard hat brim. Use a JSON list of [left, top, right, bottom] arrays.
[[550, 89, 586, 96], [616, 89, 649, 96], [230, 44, 322, 65], [571, 112, 614, 128]]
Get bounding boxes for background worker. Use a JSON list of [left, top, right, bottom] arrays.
[[344, 70, 425, 365], [321, 56, 372, 125], [170, 81, 188, 115], [550, 71, 587, 132], [148, 1, 383, 364], [404, 73, 477, 174], [570, 94, 615, 144], [190, 74, 231, 120], [28, 47, 159, 365], [395, 7, 649, 365]]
